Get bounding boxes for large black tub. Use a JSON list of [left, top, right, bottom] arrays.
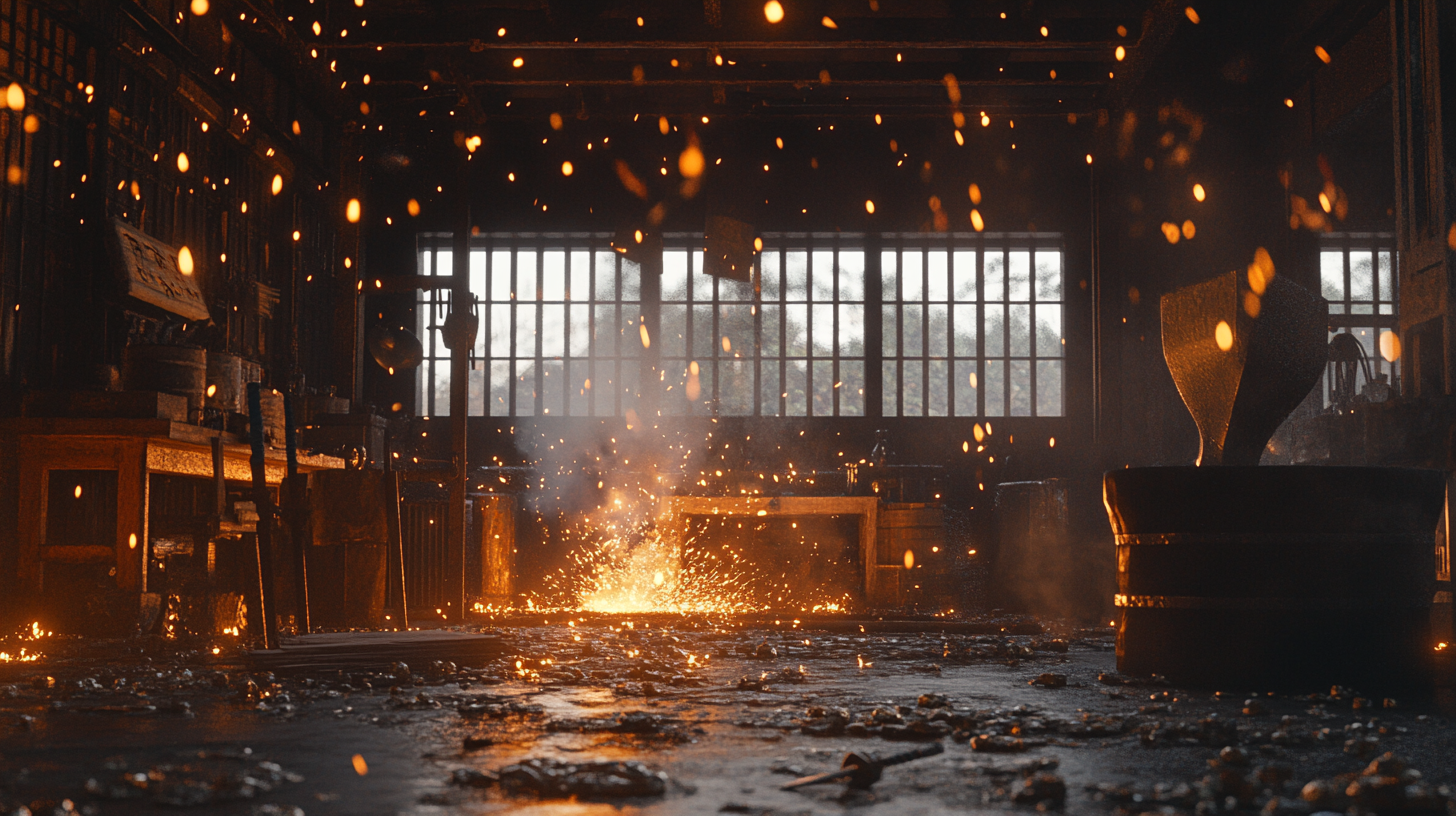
[[1104, 466, 1445, 692]]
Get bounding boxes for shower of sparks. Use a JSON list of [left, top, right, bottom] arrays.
[[539, 506, 765, 616]]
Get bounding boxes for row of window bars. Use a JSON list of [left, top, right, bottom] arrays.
[[416, 233, 1064, 419], [1318, 237, 1399, 405]]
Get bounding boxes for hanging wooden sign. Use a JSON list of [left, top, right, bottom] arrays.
[[109, 218, 211, 321]]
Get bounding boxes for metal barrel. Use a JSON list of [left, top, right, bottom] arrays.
[[122, 344, 207, 420], [205, 352, 246, 413], [1104, 466, 1446, 692]]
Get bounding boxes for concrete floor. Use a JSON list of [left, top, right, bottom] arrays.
[[2, 618, 1454, 815]]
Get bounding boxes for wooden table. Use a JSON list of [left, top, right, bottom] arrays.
[[8, 418, 342, 594], [656, 495, 900, 605]]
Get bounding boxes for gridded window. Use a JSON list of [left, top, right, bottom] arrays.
[[758, 238, 866, 417], [417, 232, 1062, 419], [882, 237, 1063, 417], [1319, 234, 1398, 405], [417, 235, 641, 417]]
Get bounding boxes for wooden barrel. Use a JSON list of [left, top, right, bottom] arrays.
[[205, 352, 245, 413], [871, 503, 948, 609], [122, 345, 206, 421], [1104, 466, 1445, 692]]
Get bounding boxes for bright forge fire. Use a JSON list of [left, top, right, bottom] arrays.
[[544, 508, 765, 615], [0, 622, 50, 663]]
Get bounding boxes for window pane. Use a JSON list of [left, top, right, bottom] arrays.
[[1009, 304, 1031, 357], [785, 361, 808, 416], [491, 250, 514, 301], [541, 305, 565, 357], [882, 305, 898, 356], [490, 361, 511, 416], [928, 305, 948, 356], [839, 361, 864, 416], [491, 304, 512, 358], [1349, 251, 1373, 302], [663, 250, 689, 300], [812, 360, 834, 415], [1378, 251, 1392, 303], [953, 304, 978, 356], [661, 304, 687, 358], [594, 252, 619, 300], [568, 305, 590, 357], [592, 360, 616, 416], [720, 276, 753, 302], [928, 250, 949, 301], [515, 304, 538, 357], [985, 252, 1005, 301], [761, 251, 781, 300], [620, 259, 641, 301], [569, 360, 590, 416], [516, 251, 538, 300], [569, 250, 590, 300], [721, 359, 754, 415], [1035, 251, 1062, 301], [902, 305, 924, 357], [812, 303, 835, 356], [1037, 360, 1063, 417], [839, 251, 865, 301], [881, 250, 898, 299], [785, 251, 809, 301], [761, 305, 782, 357], [953, 251, 977, 301], [927, 359, 948, 416], [901, 250, 923, 300], [436, 250, 453, 285], [838, 303, 864, 356], [902, 362, 924, 416], [984, 360, 1005, 417], [542, 251, 566, 300], [692, 305, 715, 358], [882, 361, 898, 416], [514, 360, 535, 415], [469, 250, 486, 304], [720, 305, 754, 359], [1036, 304, 1063, 358], [786, 304, 808, 356], [812, 250, 835, 301], [593, 305, 617, 355], [467, 368, 485, 416], [760, 364, 781, 416], [954, 360, 979, 416], [1009, 360, 1032, 416], [984, 304, 1005, 356], [541, 360, 564, 415], [1320, 251, 1345, 301], [692, 251, 715, 301], [1008, 251, 1031, 301]]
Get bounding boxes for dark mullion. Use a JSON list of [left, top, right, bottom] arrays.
[[778, 245, 787, 416], [1001, 246, 1011, 417], [587, 237, 598, 417], [920, 241, 930, 417], [977, 234, 986, 418], [805, 240, 815, 417], [832, 240, 841, 416], [481, 238, 492, 417], [753, 246, 763, 417], [533, 248, 545, 416], [895, 235, 905, 418], [711, 259, 721, 418], [507, 245, 517, 416], [426, 246, 437, 416], [562, 246, 574, 417], [946, 237, 955, 415], [1029, 247, 1038, 417]]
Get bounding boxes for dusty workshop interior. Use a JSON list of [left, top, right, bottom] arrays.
[[3, 0, 1456, 813]]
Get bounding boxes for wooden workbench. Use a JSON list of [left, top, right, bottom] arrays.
[[7, 418, 343, 594]]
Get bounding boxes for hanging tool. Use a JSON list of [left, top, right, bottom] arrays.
[[282, 390, 311, 634], [781, 742, 943, 791]]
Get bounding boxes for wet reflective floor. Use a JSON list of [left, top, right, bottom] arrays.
[[2, 618, 1454, 815]]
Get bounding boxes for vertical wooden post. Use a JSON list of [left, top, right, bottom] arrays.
[[283, 392, 310, 634], [247, 382, 279, 649], [447, 156, 472, 621]]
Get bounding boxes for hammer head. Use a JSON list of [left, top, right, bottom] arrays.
[[841, 752, 885, 789], [1160, 270, 1327, 466]]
